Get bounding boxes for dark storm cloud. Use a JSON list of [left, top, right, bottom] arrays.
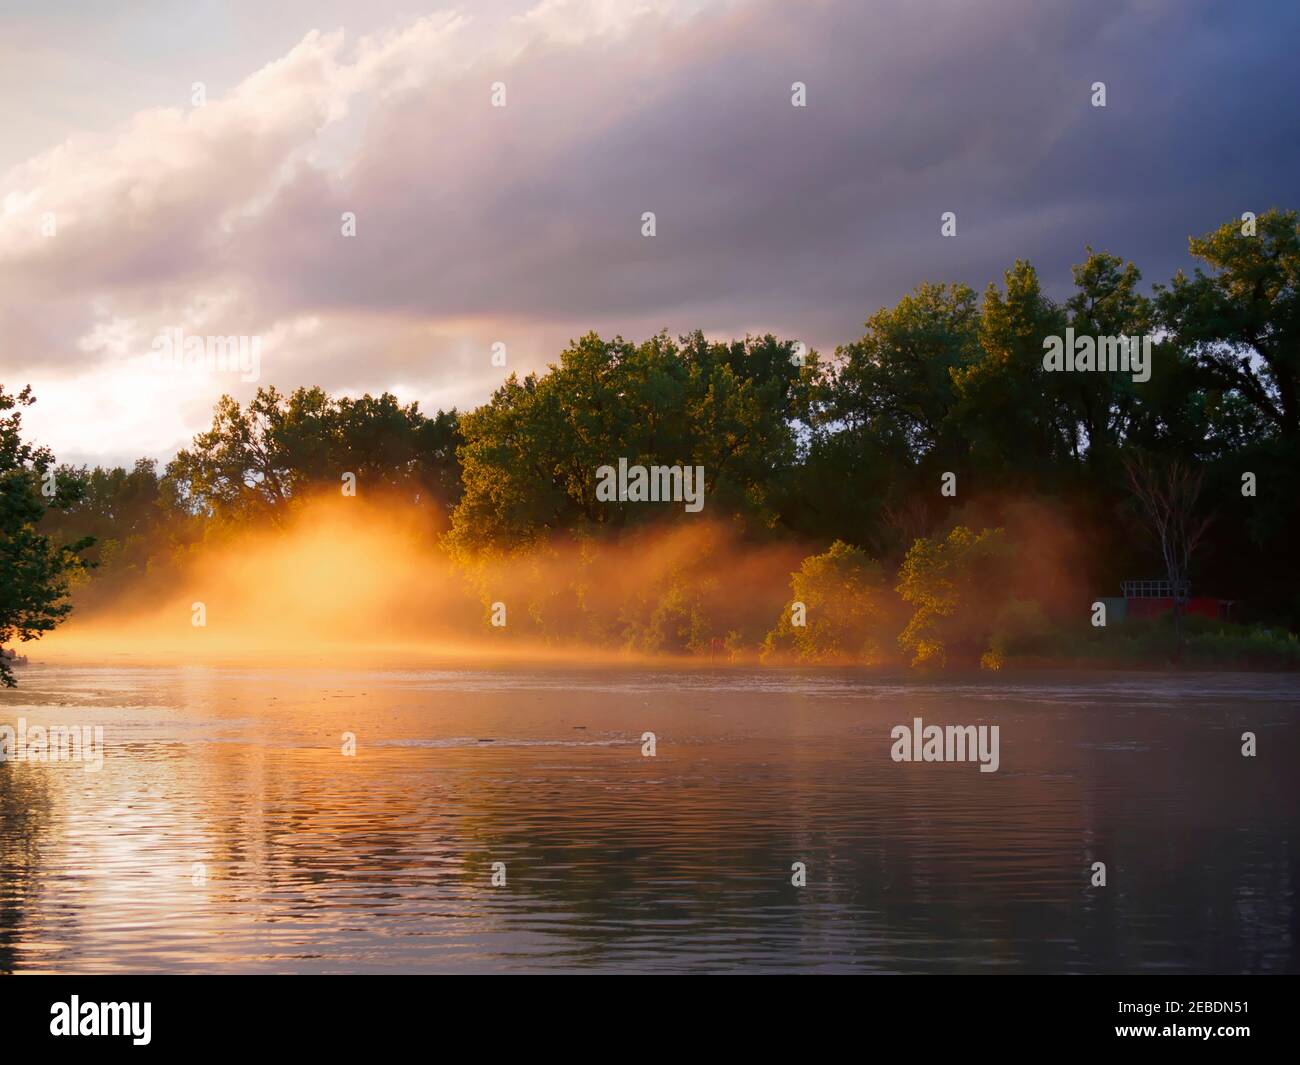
[[4, 0, 1297, 403], [232, 0, 1300, 355]]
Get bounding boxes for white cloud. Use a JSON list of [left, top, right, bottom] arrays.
[[2, 0, 1294, 465]]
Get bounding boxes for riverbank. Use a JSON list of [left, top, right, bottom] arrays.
[[18, 614, 1300, 677]]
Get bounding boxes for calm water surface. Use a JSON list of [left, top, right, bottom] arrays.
[[1, 665, 1296, 973]]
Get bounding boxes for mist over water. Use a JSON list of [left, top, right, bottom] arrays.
[[9, 493, 1297, 973], [1, 665, 1295, 973], [39, 495, 818, 666], [39, 491, 1099, 670]]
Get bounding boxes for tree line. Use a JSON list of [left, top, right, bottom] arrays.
[[3, 209, 1299, 675]]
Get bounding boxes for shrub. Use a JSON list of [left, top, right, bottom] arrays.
[[896, 526, 1013, 668], [764, 541, 888, 663]]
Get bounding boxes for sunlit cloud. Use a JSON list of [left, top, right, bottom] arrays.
[[2, 0, 1298, 464]]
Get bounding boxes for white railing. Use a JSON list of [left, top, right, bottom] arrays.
[[1120, 578, 1190, 599]]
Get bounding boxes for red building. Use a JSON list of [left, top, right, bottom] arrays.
[[1120, 579, 1234, 622]]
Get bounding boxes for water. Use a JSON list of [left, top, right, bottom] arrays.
[[1, 665, 1296, 973]]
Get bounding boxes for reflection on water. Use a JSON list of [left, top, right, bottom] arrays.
[[1, 665, 1296, 973]]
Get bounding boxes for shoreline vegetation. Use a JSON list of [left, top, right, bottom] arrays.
[[5, 211, 1300, 677], [22, 632, 1300, 675], [18, 616, 1300, 675]]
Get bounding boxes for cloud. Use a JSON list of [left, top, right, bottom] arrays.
[[2, 0, 1299, 463]]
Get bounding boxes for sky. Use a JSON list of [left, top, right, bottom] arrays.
[[2, 0, 1298, 467]]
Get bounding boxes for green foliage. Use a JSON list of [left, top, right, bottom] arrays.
[[41, 460, 162, 564], [0, 386, 93, 685], [764, 541, 887, 663], [982, 599, 1055, 670], [896, 526, 1012, 668], [833, 282, 979, 458], [1158, 209, 1300, 439], [167, 386, 462, 522], [19, 208, 1300, 657], [637, 573, 721, 656], [446, 331, 815, 555], [451, 524, 790, 657], [1065, 614, 1300, 670], [1183, 625, 1300, 669], [953, 262, 1066, 485]]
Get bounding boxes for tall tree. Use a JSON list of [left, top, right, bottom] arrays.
[[1060, 249, 1153, 467], [0, 386, 92, 686], [1123, 453, 1213, 653], [952, 260, 1068, 486], [817, 282, 979, 552], [446, 331, 811, 554], [166, 386, 461, 522], [1158, 209, 1300, 439]]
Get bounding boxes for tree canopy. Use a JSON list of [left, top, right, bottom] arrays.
[[13, 209, 1300, 670], [0, 386, 92, 685]]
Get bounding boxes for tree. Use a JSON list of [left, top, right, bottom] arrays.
[[166, 386, 461, 522], [1158, 209, 1300, 439], [446, 331, 812, 555], [1059, 249, 1154, 468], [165, 387, 330, 522], [763, 540, 888, 663], [39, 459, 163, 562], [1122, 453, 1213, 654], [896, 526, 1012, 668], [952, 261, 1068, 487], [833, 281, 979, 459], [808, 282, 978, 554], [0, 386, 92, 686]]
